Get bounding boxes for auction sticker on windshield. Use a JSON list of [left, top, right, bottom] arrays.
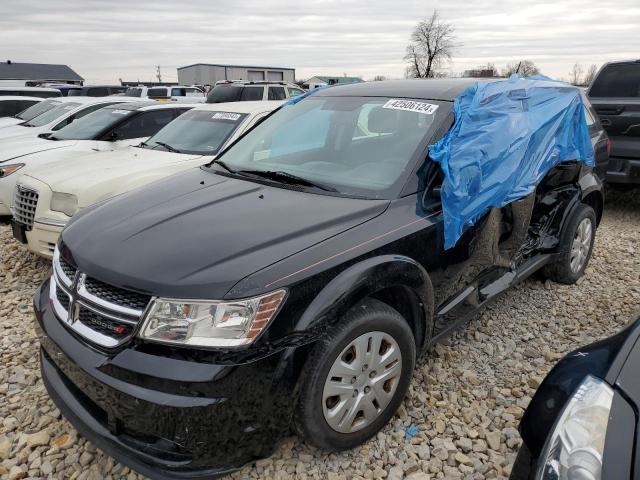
[[212, 112, 242, 121], [383, 99, 438, 115]]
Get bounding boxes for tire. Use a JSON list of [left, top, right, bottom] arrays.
[[294, 298, 416, 451], [542, 203, 596, 284]]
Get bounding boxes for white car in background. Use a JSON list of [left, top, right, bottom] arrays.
[[125, 85, 205, 103], [11, 101, 281, 257], [0, 97, 136, 140], [0, 96, 43, 119], [0, 98, 61, 129], [0, 102, 195, 216]]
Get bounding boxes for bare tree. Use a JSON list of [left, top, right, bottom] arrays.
[[583, 64, 598, 86], [569, 63, 584, 85], [502, 60, 541, 77], [404, 11, 457, 78]]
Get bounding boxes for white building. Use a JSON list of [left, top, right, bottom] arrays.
[[178, 63, 296, 86]]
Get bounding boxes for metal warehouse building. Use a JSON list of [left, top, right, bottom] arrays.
[[177, 63, 295, 86]]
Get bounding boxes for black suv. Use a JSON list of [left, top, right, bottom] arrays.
[[34, 80, 608, 479], [588, 60, 640, 185]]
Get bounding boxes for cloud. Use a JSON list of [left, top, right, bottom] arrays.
[[2, 0, 639, 83]]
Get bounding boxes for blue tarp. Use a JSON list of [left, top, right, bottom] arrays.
[[428, 75, 595, 249]]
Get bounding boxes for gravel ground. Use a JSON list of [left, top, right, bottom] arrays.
[[1, 188, 639, 480]]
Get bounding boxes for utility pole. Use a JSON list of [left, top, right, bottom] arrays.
[[156, 65, 162, 84]]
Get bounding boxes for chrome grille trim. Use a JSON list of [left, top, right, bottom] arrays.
[[78, 281, 144, 318], [52, 248, 73, 288], [13, 184, 39, 230], [50, 253, 152, 348]]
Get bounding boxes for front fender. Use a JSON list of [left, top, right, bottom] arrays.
[[294, 255, 434, 347]]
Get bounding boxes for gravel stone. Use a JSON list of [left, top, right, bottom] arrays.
[[1, 188, 639, 480]]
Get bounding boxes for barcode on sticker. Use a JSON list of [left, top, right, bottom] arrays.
[[212, 112, 241, 121], [383, 99, 438, 115]]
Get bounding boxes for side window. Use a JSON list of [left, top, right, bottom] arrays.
[[86, 87, 109, 97], [171, 88, 186, 97], [52, 103, 113, 130], [240, 87, 264, 101], [287, 87, 304, 98], [147, 88, 169, 99], [185, 88, 203, 97], [114, 110, 176, 139], [268, 86, 286, 101]]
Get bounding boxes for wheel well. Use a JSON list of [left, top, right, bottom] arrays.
[[582, 191, 603, 225], [369, 285, 427, 349]]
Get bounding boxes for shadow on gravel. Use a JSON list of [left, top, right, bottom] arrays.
[[604, 185, 640, 213]]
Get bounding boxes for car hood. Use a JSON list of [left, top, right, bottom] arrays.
[[62, 168, 388, 299], [0, 124, 44, 140], [28, 147, 205, 205], [0, 117, 22, 129], [0, 136, 76, 163]]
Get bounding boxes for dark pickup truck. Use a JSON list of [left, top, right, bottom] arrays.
[[588, 60, 640, 185]]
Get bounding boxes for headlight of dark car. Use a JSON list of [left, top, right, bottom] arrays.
[[536, 375, 613, 480], [139, 290, 286, 347]]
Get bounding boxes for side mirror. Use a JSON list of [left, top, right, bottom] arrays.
[[108, 130, 120, 141]]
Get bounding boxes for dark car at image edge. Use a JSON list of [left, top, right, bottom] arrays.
[[511, 314, 640, 480], [32, 79, 608, 479]]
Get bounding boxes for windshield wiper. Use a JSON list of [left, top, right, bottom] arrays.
[[236, 170, 339, 192], [154, 141, 181, 153], [210, 159, 236, 174]]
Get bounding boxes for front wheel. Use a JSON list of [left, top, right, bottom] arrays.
[[543, 203, 596, 284], [294, 298, 416, 451]]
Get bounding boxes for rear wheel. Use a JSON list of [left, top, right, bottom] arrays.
[[543, 203, 596, 284], [294, 298, 416, 450]]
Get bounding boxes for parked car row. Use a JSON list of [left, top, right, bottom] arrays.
[[3, 68, 638, 480]]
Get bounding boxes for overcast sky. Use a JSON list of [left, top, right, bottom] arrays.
[[2, 0, 639, 84]]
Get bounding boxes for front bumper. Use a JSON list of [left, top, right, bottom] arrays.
[[606, 157, 640, 185], [34, 278, 298, 479]]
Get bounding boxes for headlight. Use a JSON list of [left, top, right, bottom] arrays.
[[50, 192, 78, 216], [138, 290, 286, 347], [0, 163, 24, 178], [537, 375, 613, 480]]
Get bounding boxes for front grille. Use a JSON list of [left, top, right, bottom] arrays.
[[56, 285, 70, 311], [59, 257, 77, 282], [84, 277, 151, 311], [78, 307, 136, 340], [51, 253, 151, 349], [13, 185, 39, 230]]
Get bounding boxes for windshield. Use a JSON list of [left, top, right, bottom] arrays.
[[142, 110, 247, 155], [16, 99, 61, 120], [50, 107, 133, 140], [24, 102, 81, 127], [212, 96, 443, 198], [590, 63, 640, 98]]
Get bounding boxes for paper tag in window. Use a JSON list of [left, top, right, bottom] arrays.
[[212, 112, 242, 121], [383, 99, 438, 115], [110, 109, 130, 115]]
